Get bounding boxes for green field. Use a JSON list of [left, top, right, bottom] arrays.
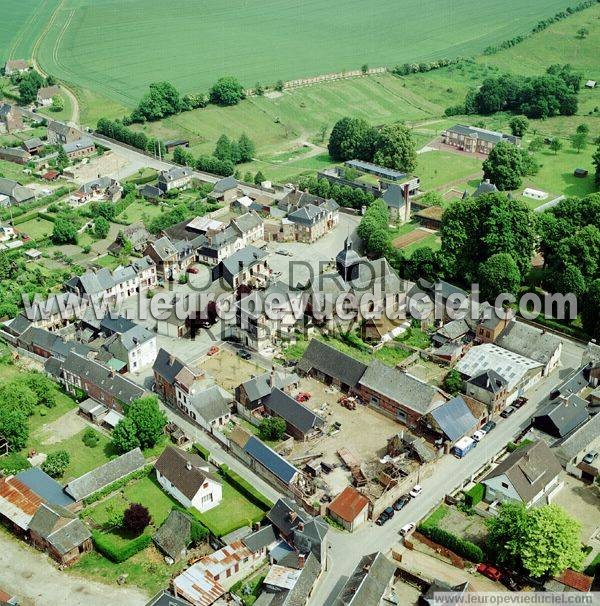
[[27, 0, 575, 107], [417, 150, 483, 191], [15, 217, 55, 240]]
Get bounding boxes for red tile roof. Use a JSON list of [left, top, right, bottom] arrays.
[[556, 569, 593, 592], [328, 486, 369, 523]]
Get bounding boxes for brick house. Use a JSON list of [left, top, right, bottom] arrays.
[[63, 137, 96, 160], [0, 103, 24, 134], [442, 124, 520, 154], [47, 121, 83, 145]]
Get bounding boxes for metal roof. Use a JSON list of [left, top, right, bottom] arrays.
[[16, 468, 74, 508], [429, 396, 477, 442], [244, 437, 298, 484]]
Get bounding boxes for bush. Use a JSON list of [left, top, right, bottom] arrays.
[[41, 450, 70, 478], [123, 503, 151, 537], [219, 464, 273, 510], [193, 443, 211, 461], [418, 524, 484, 563], [0, 452, 31, 475], [92, 530, 152, 563], [82, 427, 100, 448], [464, 483, 485, 508]]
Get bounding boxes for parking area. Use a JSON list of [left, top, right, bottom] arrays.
[[552, 474, 600, 544], [201, 347, 266, 392]]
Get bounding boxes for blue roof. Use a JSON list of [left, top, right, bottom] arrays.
[[430, 396, 477, 442], [244, 437, 298, 484], [16, 467, 75, 508]]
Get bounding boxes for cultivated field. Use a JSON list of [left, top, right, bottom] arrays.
[[28, 0, 576, 106]]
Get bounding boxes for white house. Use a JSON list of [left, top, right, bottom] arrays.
[[481, 440, 563, 508], [155, 446, 222, 513]]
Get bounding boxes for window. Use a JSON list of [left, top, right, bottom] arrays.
[[501, 481, 509, 489]]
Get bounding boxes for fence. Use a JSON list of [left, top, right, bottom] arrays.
[[284, 67, 387, 89]]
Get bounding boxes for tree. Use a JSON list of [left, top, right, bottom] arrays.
[[50, 95, 64, 113], [214, 134, 239, 163], [130, 81, 183, 122], [487, 503, 583, 578], [20, 373, 57, 408], [111, 417, 140, 454], [482, 141, 524, 190], [0, 407, 29, 451], [0, 381, 38, 416], [443, 370, 463, 395], [94, 216, 110, 239], [254, 170, 265, 185], [126, 396, 167, 449], [404, 247, 443, 283], [577, 26, 589, 39], [237, 133, 255, 163], [56, 147, 69, 171], [41, 450, 70, 478], [259, 417, 286, 441], [82, 427, 100, 448], [593, 142, 600, 187], [328, 117, 377, 161], [509, 115, 529, 137], [123, 503, 151, 537], [52, 217, 78, 245], [571, 131, 587, 153], [209, 76, 245, 106], [373, 123, 417, 172], [581, 279, 600, 340], [551, 264, 587, 298], [550, 138, 563, 155], [478, 253, 521, 302], [528, 136, 544, 152], [576, 123, 590, 135]]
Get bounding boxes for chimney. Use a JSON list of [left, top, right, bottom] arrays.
[[186, 461, 192, 471], [168, 354, 175, 366], [298, 554, 306, 569], [289, 511, 297, 523], [297, 522, 304, 531], [239, 260, 244, 271]]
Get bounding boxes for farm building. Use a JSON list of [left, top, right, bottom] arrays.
[[327, 486, 370, 532]]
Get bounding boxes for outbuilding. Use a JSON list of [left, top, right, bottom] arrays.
[[328, 486, 370, 532]]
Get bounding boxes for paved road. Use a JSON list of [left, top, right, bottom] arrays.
[[309, 338, 584, 605], [0, 528, 148, 606]]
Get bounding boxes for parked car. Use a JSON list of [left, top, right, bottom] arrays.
[[207, 346, 219, 356], [477, 563, 502, 582], [283, 359, 297, 368], [186, 266, 199, 274], [409, 485, 422, 498], [400, 522, 415, 536], [472, 429, 486, 442], [276, 248, 292, 256], [393, 495, 410, 511], [295, 392, 311, 402], [513, 396, 527, 409], [375, 508, 394, 526], [500, 406, 516, 418], [583, 450, 599, 464], [481, 420, 497, 433], [502, 575, 522, 591], [383, 506, 394, 519], [237, 349, 251, 360]]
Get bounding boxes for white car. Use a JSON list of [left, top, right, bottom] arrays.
[[409, 485, 422, 498], [400, 522, 415, 536], [473, 429, 487, 442]]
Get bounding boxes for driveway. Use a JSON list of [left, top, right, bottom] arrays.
[[0, 529, 148, 606]]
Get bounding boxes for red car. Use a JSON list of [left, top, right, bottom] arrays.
[[295, 392, 311, 402], [187, 266, 199, 274], [207, 346, 219, 356], [477, 563, 502, 582]]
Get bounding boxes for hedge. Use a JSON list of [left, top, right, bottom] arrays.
[[82, 465, 152, 506], [464, 483, 485, 508], [193, 443, 210, 461], [219, 464, 273, 511], [417, 524, 484, 563], [92, 530, 151, 563], [0, 452, 31, 475]]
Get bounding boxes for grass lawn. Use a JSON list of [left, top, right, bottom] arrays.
[[0, 159, 35, 184], [115, 200, 164, 224], [36, 91, 73, 123], [14, 217, 55, 241], [27, 390, 79, 439], [416, 150, 483, 191], [422, 504, 449, 528], [195, 476, 266, 537], [234, 419, 281, 450], [94, 254, 128, 270], [402, 233, 441, 256], [373, 346, 412, 366], [395, 326, 431, 349]]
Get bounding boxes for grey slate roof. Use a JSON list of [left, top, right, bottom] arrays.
[[267, 497, 311, 535], [287, 204, 326, 225], [271, 552, 322, 606], [155, 446, 219, 500], [448, 124, 518, 145], [345, 159, 406, 180], [242, 524, 277, 553], [266, 388, 324, 435], [333, 551, 396, 606], [496, 320, 561, 367], [359, 360, 445, 415], [212, 175, 238, 193], [554, 413, 600, 465], [153, 509, 194, 560], [241, 371, 299, 404], [381, 184, 406, 209], [220, 245, 267, 277], [232, 211, 263, 234], [150, 236, 178, 260], [0, 177, 35, 204], [153, 347, 186, 385], [28, 503, 91, 555], [473, 180, 499, 198], [145, 591, 191, 606], [533, 395, 589, 438], [466, 369, 507, 393], [189, 386, 230, 423], [158, 166, 193, 183], [62, 351, 145, 404], [297, 339, 367, 388], [63, 137, 94, 154], [244, 437, 298, 484], [429, 396, 477, 442], [482, 440, 562, 503], [65, 447, 146, 501], [16, 468, 74, 508]]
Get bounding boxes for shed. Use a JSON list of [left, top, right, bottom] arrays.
[[426, 396, 478, 443], [585, 80, 596, 88], [328, 486, 370, 532]]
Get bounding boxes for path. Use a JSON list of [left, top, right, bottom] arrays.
[[0, 528, 148, 606], [30, 0, 80, 126]]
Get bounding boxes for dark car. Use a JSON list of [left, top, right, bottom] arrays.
[[393, 495, 411, 511], [383, 506, 395, 519], [375, 511, 390, 526], [482, 421, 497, 433], [237, 349, 251, 360], [502, 576, 522, 592], [500, 406, 516, 418], [513, 397, 527, 409]]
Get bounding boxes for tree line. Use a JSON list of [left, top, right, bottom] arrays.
[[446, 64, 580, 119], [96, 117, 166, 155]]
